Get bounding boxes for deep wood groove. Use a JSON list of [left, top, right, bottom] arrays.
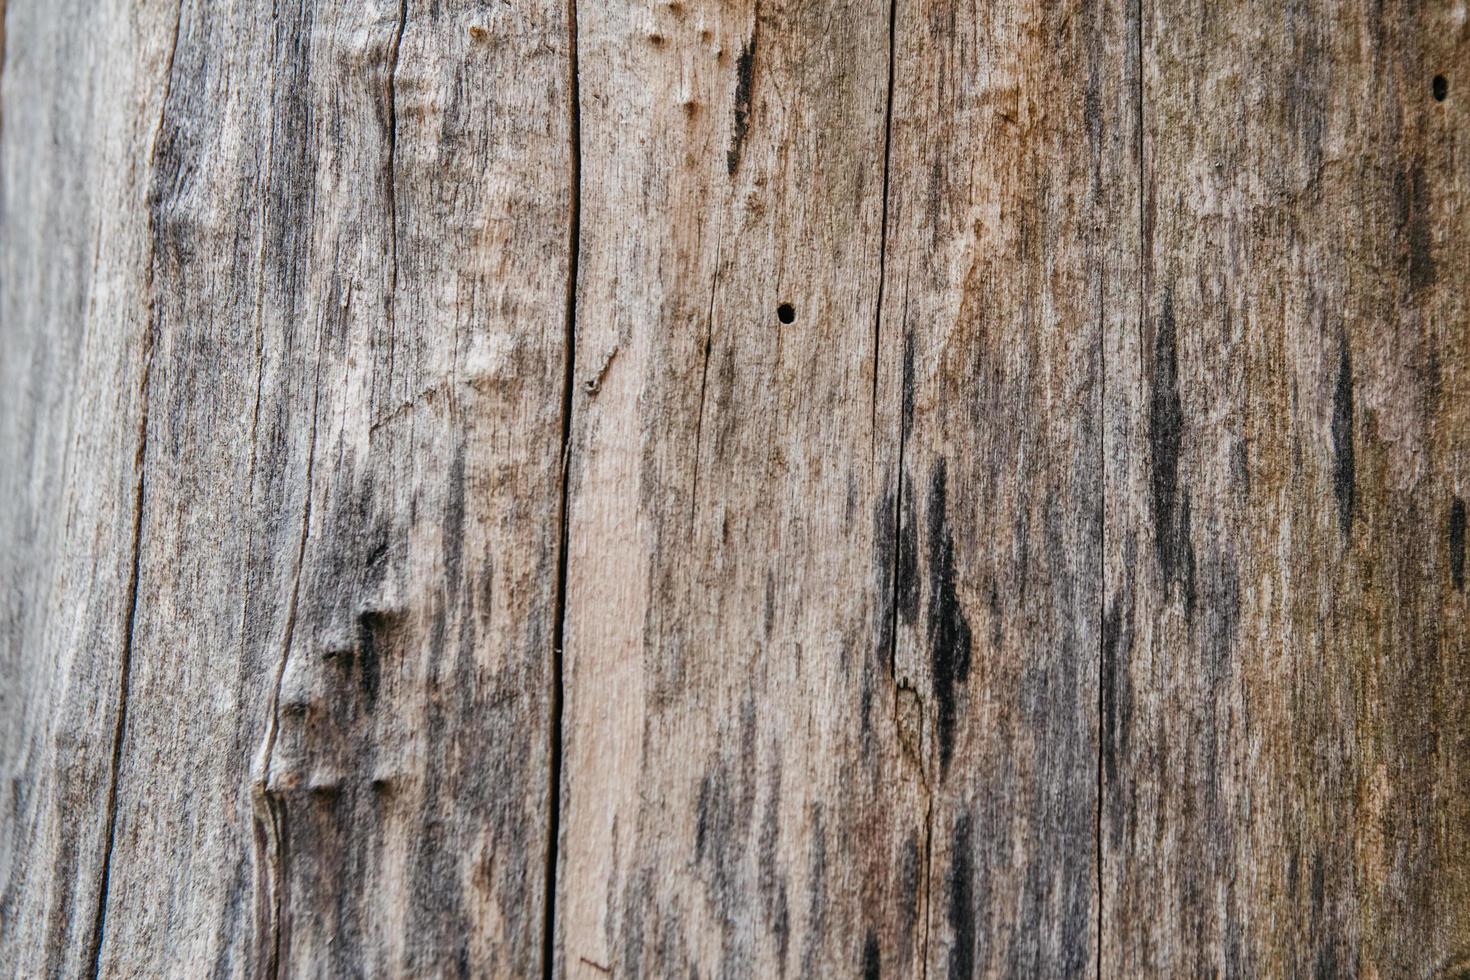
[[254, 344, 324, 980], [543, 0, 582, 976], [870, 0, 898, 453], [691, 244, 720, 525], [85, 328, 151, 980], [384, 0, 406, 379], [878, 0, 901, 684]]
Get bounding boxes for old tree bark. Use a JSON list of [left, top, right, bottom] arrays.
[[1, 0, 1467, 976]]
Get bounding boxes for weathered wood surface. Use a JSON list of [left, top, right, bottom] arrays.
[[1104, 1, 1470, 976], [2, 0, 570, 976], [0, 0, 1466, 977], [879, 0, 1137, 973], [556, 3, 926, 978], [0, 2, 175, 975]]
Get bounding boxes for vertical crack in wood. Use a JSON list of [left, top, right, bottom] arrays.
[[1331, 338, 1355, 538], [85, 6, 181, 974], [238, 7, 318, 976], [251, 330, 323, 980], [1135, 0, 1147, 301], [884, 364, 913, 692], [543, 0, 581, 976], [86, 275, 153, 980], [691, 246, 719, 528], [869, 8, 935, 978], [877, 0, 903, 692], [869, 0, 898, 454], [384, 0, 407, 385], [1098, 1, 1148, 976]]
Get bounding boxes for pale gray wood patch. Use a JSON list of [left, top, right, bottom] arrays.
[[3, 0, 569, 975], [0, 1, 175, 975]]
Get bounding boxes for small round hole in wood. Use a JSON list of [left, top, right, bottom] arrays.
[[776, 302, 796, 324], [1434, 75, 1448, 101]]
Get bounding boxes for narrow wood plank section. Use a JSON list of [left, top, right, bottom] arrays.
[[0, 0, 571, 975], [557, 1, 929, 976], [0, 2, 175, 975], [1104, 0, 1470, 973], [879, 0, 1138, 974]]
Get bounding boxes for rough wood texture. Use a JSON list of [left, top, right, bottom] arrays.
[[2, 0, 1467, 977], [558, 3, 928, 976], [3, 0, 570, 975], [879, 0, 1138, 973], [0, 2, 173, 975], [1104, 1, 1470, 975]]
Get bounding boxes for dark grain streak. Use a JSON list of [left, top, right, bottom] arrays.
[[946, 813, 974, 980], [926, 459, 972, 775], [1331, 340, 1354, 538], [355, 609, 399, 709], [443, 445, 466, 590], [1400, 160, 1437, 292], [544, 0, 582, 974], [726, 20, 757, 176], [1450, 497, 1466, 592], [862, 928, 881, 980], [898, 481, 919, 626], [1148, 288, 1195, 609]]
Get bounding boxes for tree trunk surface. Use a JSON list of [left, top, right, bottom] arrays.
[[1, 1, 1466, 977]]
